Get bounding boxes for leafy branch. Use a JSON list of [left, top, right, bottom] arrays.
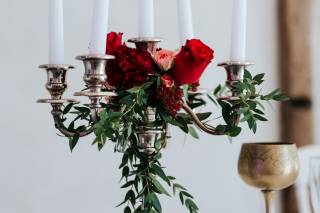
[[211, 69, 288, 135], [118, 139, 198, 213], [60, 103, 93, 151]]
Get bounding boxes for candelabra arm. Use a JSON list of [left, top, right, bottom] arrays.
[[182, 103, 224, 135], [51, 105, 94, 137]]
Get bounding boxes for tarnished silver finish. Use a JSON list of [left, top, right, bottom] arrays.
[[136, 129, 164, 156], [183, 61, 254, 131], [37, 98, 79, 104], [218, 61, 253, 97], [135, 107, 166, 156], [37, 55, 119, 138], [75, 54, 116, 110], [37, 64, 92, 137], [144, 107, 156, 124], [51, 104, 94, 137], [38, 64, 75, 100], [182, 103, 224, 135], [76, 54, 114, 93], [128, 37, 162, 55], [74, 91, 117, 97]]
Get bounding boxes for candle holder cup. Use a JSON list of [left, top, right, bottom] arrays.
[[218, 61, 253, 99], [128, 37, 162, 55], [37, 64, 78, 104], [37, 54, 117, 137], [74, 54, 117, 110]]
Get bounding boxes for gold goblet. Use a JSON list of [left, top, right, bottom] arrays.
[[238, 143, 299, 213]]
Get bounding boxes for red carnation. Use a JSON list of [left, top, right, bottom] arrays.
[[172, 39, 214, 85], [157, 83, 183, 117], [106, 32, 123, 55], [105, 32, 155, 89], [117, 46, 154, 88], [106, 45, 154, 89]]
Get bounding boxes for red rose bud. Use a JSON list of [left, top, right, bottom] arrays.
[[106, 32, 123, 55], [161, 74, 175, 88], [172, 39, 214, 85]]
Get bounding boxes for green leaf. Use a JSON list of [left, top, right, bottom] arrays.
[[74, 106, 90, 113], [127, 86, 141, 94], [188, 126, 199, 139], [124, 206, 131, 213], [253, 108, 265, 115], [262, 89, 280, 100], [253, 122, 257, 133], [228, 126, 242, 137], [185, 199, 199, 211], [173, 183, 187, 195], [63, 103, 73, 114], [214, 84, 222, 96], [183, 85, 189, 102], [151, 164, 171, 186], [151, 177, 171, 197], [175, 116, 189, 133], [179, 191, 185, 205], [167, 176, 176, 180], [119, 153, 129, 169], [97, 133, 106, 151], [69, 134, 79, 152], [253, 73, 265, 84], [215, 125, 227, 134], [207, 94, 217, 105], [219, 101, 232, 125], [273, 94, 289, 101], [118, 190, 135, 207], [122, 166, 130, 177], [244, 70, 253, 80], [157, 76, 161, 87], [129, 191, 136, 207], [181, 191, 194, 199], [121, 181, 134, 188], [68, 121, 75, 131], [149, 193, 162, 213], [196, 112, 212, 121], [253, 114, 268, 121]]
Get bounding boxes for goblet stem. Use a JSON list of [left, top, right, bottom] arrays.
[[262, 190, 274, 213]]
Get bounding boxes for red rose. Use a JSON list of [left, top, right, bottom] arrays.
[[106, 32, 123, 55], [172, 39, 214, 85]]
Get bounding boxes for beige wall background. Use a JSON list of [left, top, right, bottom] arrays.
[[0, 0, 318, 212]]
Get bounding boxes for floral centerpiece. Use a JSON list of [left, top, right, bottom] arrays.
[[59, 32, 287, 213]]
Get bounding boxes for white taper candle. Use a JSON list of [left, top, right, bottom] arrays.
[[138, 0, 155, 38], [89, 0, 110, 54], [177, 0, 194, 45], [48, 0, 64, 64], [230, 0, 247, 62]]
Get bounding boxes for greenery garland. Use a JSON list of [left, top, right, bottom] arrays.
[[56, 67, 287, 213]]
